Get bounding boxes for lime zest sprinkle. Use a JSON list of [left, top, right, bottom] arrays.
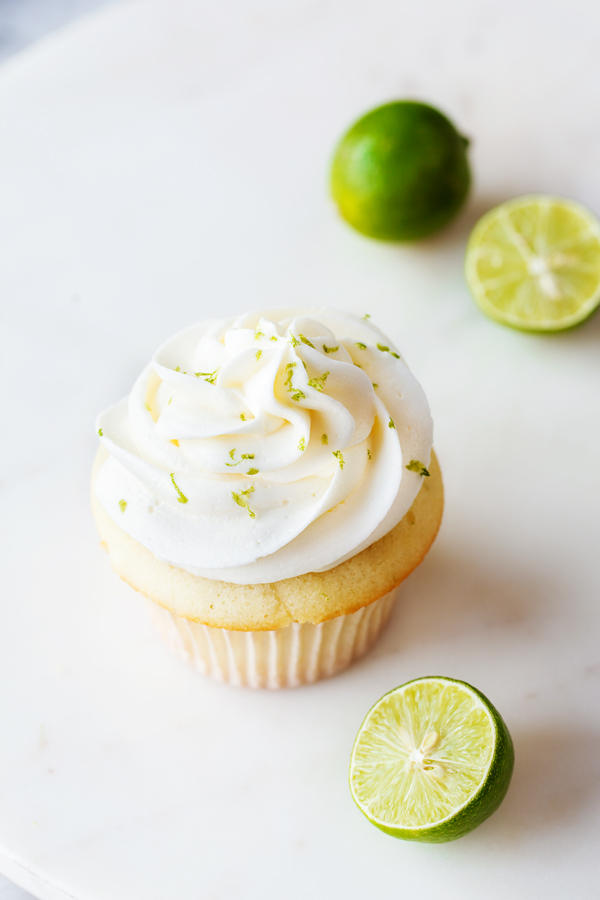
[[406, 459, 430, 477], [118, 499, 127, 513], [98, 428, 103, 436], [170, 473, 189, 503], [289, 332, 301, 347], [195, 368, 219, 384], [308, 371, 329, 392], [333, 450, 344, 469], [389, 417, 395, 429], [298, 437, 306, 452], [232, 485, 255, 518], [168, 397, 172, 405], [377, 343, 400, 359], [363, 313, 371, 319], [284, 361, 305, 401], [226, 448, 242, 467], [299, 334, 315, 348], [174, 366, 181, 372], [246, 468, 259, 475], [323, 344, 339, 353], [254, 329, 264, 340], [256, 349, 262, 360], [321, 433, 328, 445], [270, 335, 278, 341], [372, 383, 379, 389], [241, 453, 254, 460], [240, 413, 247, 421], [355, 342, 367, 350], [367, 448, 372, 459]]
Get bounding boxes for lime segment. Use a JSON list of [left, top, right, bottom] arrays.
[[350, 677, 514, 842], [465, 195, 600, 331]]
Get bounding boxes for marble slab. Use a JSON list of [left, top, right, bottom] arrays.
[[1, 1, 599, 898]]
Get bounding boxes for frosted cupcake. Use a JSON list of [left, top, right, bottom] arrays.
[[92, 308, 443, 687]]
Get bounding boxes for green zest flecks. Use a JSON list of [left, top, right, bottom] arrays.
[[333, 450, 345, 469], [254, 329, 264, 340], [372, 383, 379, 389], [289, 332, 301, 347], [321, 433, 328, 445], [406, 460, 430, 477], [240, 413, 247, 421], [98, 428, 103, 436], [232, 485, 256, 518], [118, 499, 127, 513], [227, 450, 254, 467], [363, 313, 371, 319], [299, 334, 315, 348], [246, 468, 259, 475], [226, 448, 241, 467], [270, 335, 278, 341], [174, 366, 181, 372], [195, 368, 219, 384], [168, 397, 172, 405], [256, 349, 262, 360], [285, 362, 305, 401], [323, 344, 339, 354], [355, 342, 367, 350], [308, 371, 329, 392], [377, 343, 400, 359], [388, 417, 395, 429], [367, 448, 372, 460], [170, 473, 189, 503], [298, 437, 306, 452]]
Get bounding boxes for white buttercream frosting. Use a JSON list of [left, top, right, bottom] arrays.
[[94, 308, 433, 584]]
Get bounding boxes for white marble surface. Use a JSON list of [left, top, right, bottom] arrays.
[[1, 1, 600, 898]]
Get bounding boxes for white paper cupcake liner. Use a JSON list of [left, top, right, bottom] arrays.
[[147, 588, 397, 689]]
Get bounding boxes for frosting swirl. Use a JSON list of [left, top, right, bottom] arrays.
[[94, 308, 433, 584]]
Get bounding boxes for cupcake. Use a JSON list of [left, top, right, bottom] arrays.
[[92, 308, 443, 688]]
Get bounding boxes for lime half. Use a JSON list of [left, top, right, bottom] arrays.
[[465, 195, 600, 331], [349, 676, 514, 843]]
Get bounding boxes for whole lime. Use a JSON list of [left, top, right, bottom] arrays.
[[331, 100, 471, 241]]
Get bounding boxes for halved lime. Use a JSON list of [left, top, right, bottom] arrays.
[[465, 195, 600, 331], [349, 676, 514, 842]]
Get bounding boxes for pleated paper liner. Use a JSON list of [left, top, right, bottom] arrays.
[[147, 588, 397, 689]]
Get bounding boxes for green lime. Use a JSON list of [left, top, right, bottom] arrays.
[[465, 195, 600, 331], [331, 100, 471, 241], [349, 676, 514, 843]]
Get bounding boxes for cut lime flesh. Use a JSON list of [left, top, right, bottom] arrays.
[[350, 677, 514, 842], [465, 195, 600, 331]]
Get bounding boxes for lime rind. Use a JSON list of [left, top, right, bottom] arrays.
[[349, 676, 514, 843], [465, 195, 600, 332]]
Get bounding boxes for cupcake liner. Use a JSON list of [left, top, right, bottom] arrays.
[[147, 588, 397, 689]]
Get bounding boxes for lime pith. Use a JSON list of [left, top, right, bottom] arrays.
[[465, 195, 600, 331], [349, 677, 514, 843]]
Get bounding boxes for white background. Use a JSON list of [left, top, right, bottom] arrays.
[[1, 1, 599, 898]]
